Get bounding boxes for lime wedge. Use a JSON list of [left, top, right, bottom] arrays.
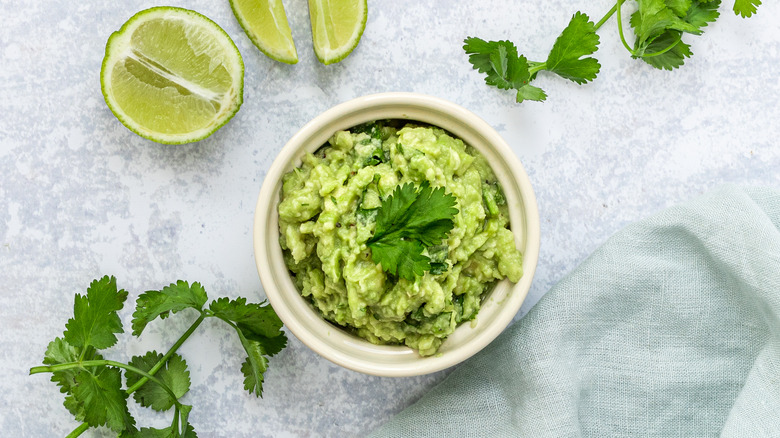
[[230, 0, 298, 64], [100, 7, 244, 145], [308, 0, 367, 65]]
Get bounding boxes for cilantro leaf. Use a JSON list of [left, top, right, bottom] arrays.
[[463, 37, 546, 103], [631, 0, 703, 58], [666, 0, 694, 17], [72, 366, 135, 432], [685, 0, 721, 28], [634, 8, 699, 43], [516, 85, 547, 102], [64, 276, 127, 350], [367, 182, 458, 280], [239, 338, 270, 397], [485, 43, 531, 90], [463, 37, 510, 74], [733, 0, 761, 17], [209, 297, 285, 340], [210, 298, 288, 397], [43, 337, 106, 419], [398, 183, 460, 246], [373, 182, 458, 247], [545, 12, 601, 84], [641, 31, 693, 70], [123, 405, 197, 438], [43, 337, 81, 366], [128, 424, 198, 438], [369, 238, 431, 280], [132, 281, 208, 336], [126, 352, 191, 412]]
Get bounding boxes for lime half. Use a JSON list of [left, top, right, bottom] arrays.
[[308, 0, 367, 65], [101, 7, 244, 145], [230, 0, 298, 64]]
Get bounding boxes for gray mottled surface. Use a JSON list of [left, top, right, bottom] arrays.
[[1, 0, 779, 437]]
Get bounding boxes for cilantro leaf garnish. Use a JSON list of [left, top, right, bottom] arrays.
[[640, 30, 692, 70], [31, 277, 288, 437], [209, 297, 285, 340], [685, 0, 721, 28], [239, 338, 272, 397], [465, 12, 600, 102], [545, 12, 601, 84], [210, 297, 288, 397], [72, 366, 135, 432], [733, 0, 761, 17], [127, 352, 191, 412], [64, 276, 127, 350], [463, 38, 546, 103], [465, 0, 759, 103], [367, 182, 458, 280], [132, 280, 209, 336], [133, 423, 198, 438]]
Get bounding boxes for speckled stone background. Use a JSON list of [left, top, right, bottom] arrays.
[[2, 0, 779, 436]]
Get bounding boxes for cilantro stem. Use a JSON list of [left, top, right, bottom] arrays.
[[528, 61, 546, 76], [593, 3, 618, 31], [614, 0, 636, 56], [64, 422, 89, 438], [125, 312, 207, 395]]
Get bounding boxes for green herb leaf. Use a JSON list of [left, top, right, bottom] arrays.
[[685, 0, 721, 28], [132, 281, 208, 336], [126, 352, 191, 412], [733, 0, 761, 17], [128, 421, 197, 437], [667, 0, 694, 17], [369, 239, 431, 280], [631, 0, 702, 41], [209, 297, 285, 342], [630, 0, 704, 61], [239, 338, 270, 397], [64, 276, 127, 350], [43, 337, 81, 366], [641, 30, 693, 70], [43, 337, 105, 419], [210, 297, 288, 397], [72, 366, 135, 432], [367, 182, 458, 280], [463, 37, 546, 103], [545, 12, 601, 84], [516, 85, 548, 103]]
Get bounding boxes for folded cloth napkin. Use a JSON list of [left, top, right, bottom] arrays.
[[369, 185, 780, 437]]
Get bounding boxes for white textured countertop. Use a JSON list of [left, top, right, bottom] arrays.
[[2, 0, 779, 436]]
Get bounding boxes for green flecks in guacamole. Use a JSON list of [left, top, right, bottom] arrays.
[[278, 121, 523, 356]]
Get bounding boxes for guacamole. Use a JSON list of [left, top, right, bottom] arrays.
[[278, 121, 523, 356]]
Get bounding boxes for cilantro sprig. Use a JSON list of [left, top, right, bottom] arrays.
[[30, 276, 287, 437], [367, 181, 458, 281], [465, 0, 761, 102]]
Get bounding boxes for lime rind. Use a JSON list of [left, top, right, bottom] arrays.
[[229, 0, 298, 64], [308, 0, 367, 65], [100, 6, 244, 145]]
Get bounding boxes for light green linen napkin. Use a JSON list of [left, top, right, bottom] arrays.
[[370, 185, 780, 437]]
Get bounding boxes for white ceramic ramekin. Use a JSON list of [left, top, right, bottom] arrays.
[[254, 92, 540, 376]]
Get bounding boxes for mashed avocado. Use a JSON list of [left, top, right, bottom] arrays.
[[278, 121, 523, 356]]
